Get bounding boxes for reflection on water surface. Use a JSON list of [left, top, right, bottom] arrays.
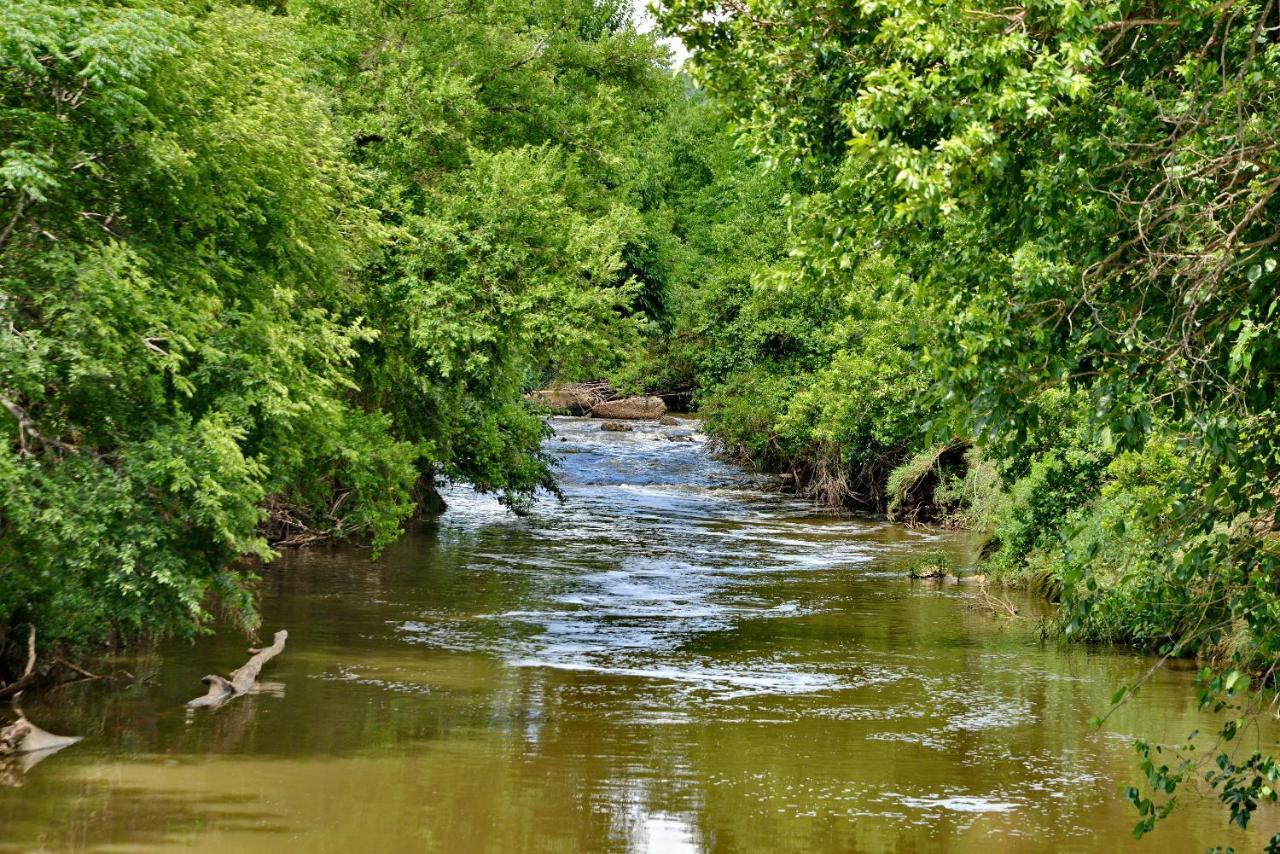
[[1, 417, 1274, 852]]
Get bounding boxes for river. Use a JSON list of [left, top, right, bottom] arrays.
[[1, 416, 1274, 851]]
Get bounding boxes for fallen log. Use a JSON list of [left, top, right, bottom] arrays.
[[188, 629, 288, 709], [0, 716, 83, 786]]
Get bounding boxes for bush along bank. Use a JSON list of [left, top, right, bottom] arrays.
[[651, 0, 1280, 841], [0, 0, 686, 675]]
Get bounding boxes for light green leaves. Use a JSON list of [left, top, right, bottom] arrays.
[[0, 148, 59, 202]]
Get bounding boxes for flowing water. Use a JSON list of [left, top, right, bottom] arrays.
[[2, 417, 1276, 852]]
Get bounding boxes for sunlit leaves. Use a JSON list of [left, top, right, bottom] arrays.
[[659, 0, 1280, 842], [0, 0, 409, 648]]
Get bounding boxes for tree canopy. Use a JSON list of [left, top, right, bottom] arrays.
[[0, 0, 676, 646], [657, 0, 1280, 840]]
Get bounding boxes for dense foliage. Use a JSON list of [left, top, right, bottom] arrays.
[[295, 0, 677, 505], [654, 0, 1280, 843], [1, 0, 405, 647], [7, 0, 1280, 841], [616, 96, 935, 509], [0, 0, 673, 656]]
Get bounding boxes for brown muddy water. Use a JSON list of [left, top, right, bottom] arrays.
[[2, 417, 1277, 852]]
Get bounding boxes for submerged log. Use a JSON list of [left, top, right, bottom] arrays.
[[188, 630, 288, 710]]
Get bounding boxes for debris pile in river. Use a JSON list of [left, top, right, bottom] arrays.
[[524, 382, 615, 415]]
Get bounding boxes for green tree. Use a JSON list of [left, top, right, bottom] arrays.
[[0, 0, 417, 649], [658, 0, 1280, 840], [0, 0, 684, 658]]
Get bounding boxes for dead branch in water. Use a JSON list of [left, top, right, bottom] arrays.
[[974, 583, 1020, 617], [0, 716, 82, 758], [53, 657, 102, 681], [188, 630, 288, 710], [0, 626, 83, 767]]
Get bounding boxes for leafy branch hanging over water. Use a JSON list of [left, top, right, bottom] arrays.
[[0, 0, 676, 663], [653, 0, 1280, 843]]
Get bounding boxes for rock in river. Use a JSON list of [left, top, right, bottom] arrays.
[[601, 422, 632, 432], [590, 395, 666, 420]]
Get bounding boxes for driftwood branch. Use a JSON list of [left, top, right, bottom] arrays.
[[0, 626, 83, 767], [975, 582, 1020, 617], [52, 657, 101, 681], [0, 625, 38, 701], [0, 717, 82, 757], [188, 630, 288, 710]]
